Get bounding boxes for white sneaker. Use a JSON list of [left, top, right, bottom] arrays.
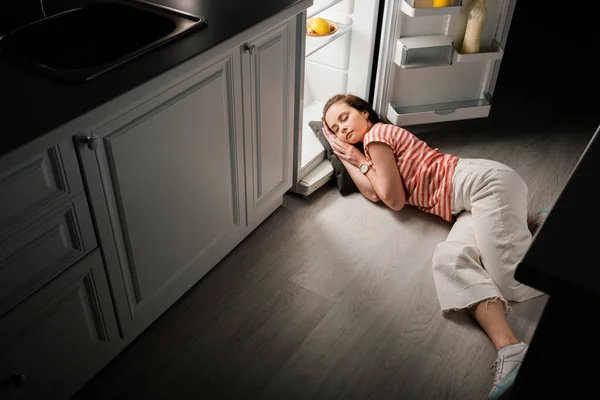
[[488, 342, 529, 400]]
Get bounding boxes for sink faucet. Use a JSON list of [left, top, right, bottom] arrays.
[[0, 0, 47, 35], [39, 0, 46, 18]]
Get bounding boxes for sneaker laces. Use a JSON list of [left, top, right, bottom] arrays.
[[490, 356, 503, 386]]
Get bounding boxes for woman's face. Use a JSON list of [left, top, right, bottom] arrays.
[[325, 101, 371, 144]]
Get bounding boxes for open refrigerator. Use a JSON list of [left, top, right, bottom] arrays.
[[292, 0, 517, 196]]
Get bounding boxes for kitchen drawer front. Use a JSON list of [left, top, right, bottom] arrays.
[[0, 138, 83, 232], [0, 193, 97, 316], [0, 249, 120, 399]]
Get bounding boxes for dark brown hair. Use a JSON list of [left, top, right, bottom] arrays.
[[322, 94, 381, 133]]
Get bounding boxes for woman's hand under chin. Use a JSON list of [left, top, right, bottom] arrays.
[[329, 137, 368, 169]]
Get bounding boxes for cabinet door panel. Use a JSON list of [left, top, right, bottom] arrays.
[[243, 20, 296, 228], [253, 35, 287, 195], [77, 52, 246, 339], [105, 71, 241, 302]]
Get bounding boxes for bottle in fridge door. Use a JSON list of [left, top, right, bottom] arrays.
[[460, 0, 487, 54]]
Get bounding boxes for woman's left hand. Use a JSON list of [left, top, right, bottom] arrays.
[[330, 137, 368, 169]]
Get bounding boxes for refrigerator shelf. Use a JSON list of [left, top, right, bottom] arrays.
[[307, 0, 347, 18], [453, 40, 504, 63], [394, 35, 454, 69], [400, 1, 461, 17], [305, 21, 351, 57], [387, 98, 491, 126]]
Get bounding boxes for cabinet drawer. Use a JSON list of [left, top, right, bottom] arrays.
[[0, 138, 83, 231], [0, 249, 120, 399], [0, 193, 97, 316]]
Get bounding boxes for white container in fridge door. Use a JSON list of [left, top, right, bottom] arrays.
[[400, 0, 462, 17], [394, 35, 454, 68]]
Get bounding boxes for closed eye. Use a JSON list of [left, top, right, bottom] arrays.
[[330, 111, 348, 133], [332, 112, 348, 133]]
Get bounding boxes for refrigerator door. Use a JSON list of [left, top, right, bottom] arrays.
[[372, 0, 516, 127], [292, 0, 382, 196]]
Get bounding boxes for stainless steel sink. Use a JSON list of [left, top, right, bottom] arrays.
[[0, 0, 207, 83]]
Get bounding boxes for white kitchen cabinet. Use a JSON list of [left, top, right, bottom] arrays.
[[0, 137, 96, 317], [0, 3, 308, 398], [0, 249, 120, 399], [76, 17, 299, 339], [76, 50, 248, 339], [241, 18, 296, 229]]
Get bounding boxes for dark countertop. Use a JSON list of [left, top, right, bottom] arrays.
[[515, 123, 600, 301], [0, 0, 304, 158]]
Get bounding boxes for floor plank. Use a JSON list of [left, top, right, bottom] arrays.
[[147, 280, 333, 399], [315, 328, 441, 400], [426, 341, 498, 400], [258, 215, 433, 399]]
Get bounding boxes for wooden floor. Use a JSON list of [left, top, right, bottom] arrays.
[[73, 118, 596, 400]]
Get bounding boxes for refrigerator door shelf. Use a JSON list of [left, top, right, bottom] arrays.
[[395, 35, 454, 69], [387, 98, 490, 126], [400, 1, 461, 17], [306, 21, 351, 57], [453, 40, 504, 63]]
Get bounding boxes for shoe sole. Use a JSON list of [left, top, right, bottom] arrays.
[[488, 365, 521, 400]]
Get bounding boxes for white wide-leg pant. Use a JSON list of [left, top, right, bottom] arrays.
[[432, 158, 544, 315]]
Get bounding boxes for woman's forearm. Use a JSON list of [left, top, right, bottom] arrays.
[[359, 168, 406, 211], [363, 168, 403, 211], [339, 159, 380, 202]]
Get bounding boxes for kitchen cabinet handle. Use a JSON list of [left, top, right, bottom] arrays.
[[244, 44, 256, 54], [10, 373, 27, 388], [84, 135, 99, 150]]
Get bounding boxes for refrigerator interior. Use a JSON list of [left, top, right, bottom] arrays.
[[295, 0, 380, 196], [372, 0, 515, 126], [293, 0, 515, 197]]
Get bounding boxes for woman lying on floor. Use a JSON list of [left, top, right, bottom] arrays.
[[321, 93, 547, 400]]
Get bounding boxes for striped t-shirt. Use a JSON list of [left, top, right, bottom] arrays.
[[363, 123, 459, 222]]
